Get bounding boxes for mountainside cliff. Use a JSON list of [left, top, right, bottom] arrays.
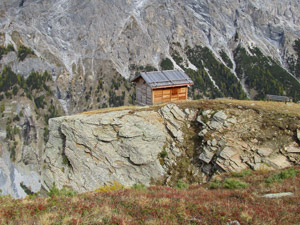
[[0, 0, 300, 113]]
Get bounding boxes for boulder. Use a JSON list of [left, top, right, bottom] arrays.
[[297, 129, 300, 142], [285, 143, 300, 153], [263, 155, 292, 169], [257, 148, 273, 157], [262, 192, 294, 198], [227, 117, 237, 124], [43, 110, 168, 192], [212, 111, 227, 122], [196, 116, 207, 127], [202, 110, 212, 117], [220, 147, 236, 159], [254, 155, 262, 164], [166, 123, 184, 142], [211, 139, 218, 147], [209, 121, 223, 130], [199, 149, 215, 164], [185, 109, 197, 121], [198, 129, 208, 137], [170, 105, 186, 121]]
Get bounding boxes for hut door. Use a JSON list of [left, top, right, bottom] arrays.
[[171, 88, 179, 101], [162, 89, 171, 103]]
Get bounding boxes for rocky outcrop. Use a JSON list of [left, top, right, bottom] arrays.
[[196, 107, 300, 180], [43, 105, 184, 192], [42, 102, 300, 192]]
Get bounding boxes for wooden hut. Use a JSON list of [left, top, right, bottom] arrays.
[[131, 70, 193, 105]]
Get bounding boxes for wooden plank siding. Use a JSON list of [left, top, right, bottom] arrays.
[[146, 86, 152, 105], [135, 77, 143, 104], [153, 86, 188, 104], [135, 77, 153, 105]]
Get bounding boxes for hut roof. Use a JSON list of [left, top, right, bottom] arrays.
[[132, 70, 193, 88]]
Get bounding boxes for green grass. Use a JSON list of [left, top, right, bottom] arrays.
[[174, 179, 189, 190], [48, 183, 77, 197], [266, 167, 300, 184], [209, 180, 222, 189], [232, 169, 253, 177], [224, 178, 249, 189], [131, 183, 146, 191]]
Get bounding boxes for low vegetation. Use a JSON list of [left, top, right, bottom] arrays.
[[17, 45, 35, 61], [234, 45, 300, 101], [0, 66, 62, 153], [220, 50, 233, 69], [0, 44, 14, 60], [186, 45, 248, 100], [160, 58, 174, 70], [0, 167, 299, 224]]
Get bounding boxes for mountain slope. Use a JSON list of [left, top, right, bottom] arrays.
[[0, 0, 300, 197], [0, 0, 300, 111]]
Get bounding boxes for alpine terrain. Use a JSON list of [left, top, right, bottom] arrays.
[[0, 0, 299, 198]]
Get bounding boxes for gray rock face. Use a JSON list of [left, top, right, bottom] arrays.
[[0, 144, 41, 198], [213, 111, 228, 123], [199, 147, 215, 164], [159, 104, 185, 142], [257, 148, 273, 157], [43, 110, 169, 192], [285, 143, 300, 153], [263, 155, 292, 169]]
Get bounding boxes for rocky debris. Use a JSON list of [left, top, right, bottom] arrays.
[[297, 129, 300, 142], [263, 155, 292, 169], [257, 148, 273, 157], [22, 146, 39, 165], [198, 129, 208, 137], [199, 147, 215, 164], [212, 111, 227, 122], [0, 144, 41, 198], [262, 192, 294, 198], [199, 110, 237, 131], [285, 143, 300, 153], [169, 142, 182, 157], [184, 108, 198, 121], [196, 108, 299, 177], [159, 104, 185, 142], [196, 116, 207, 128]]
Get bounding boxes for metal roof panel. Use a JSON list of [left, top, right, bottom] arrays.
[[139, 70, 193, 88]]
